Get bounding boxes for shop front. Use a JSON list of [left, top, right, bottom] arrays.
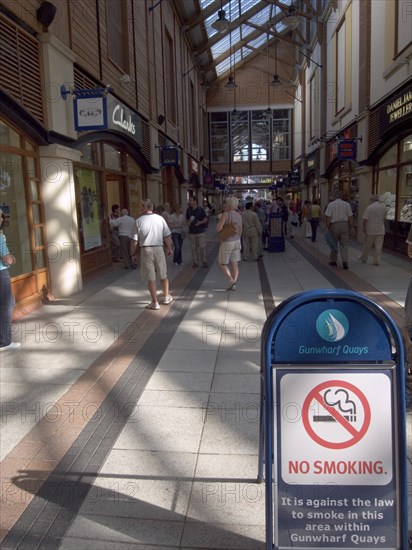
[[0, 116, 49, 315], [73, 95, 151, 280], [304, 151, 321, 204], [324, 131, 361, 227], [368, 82, 412, 253]]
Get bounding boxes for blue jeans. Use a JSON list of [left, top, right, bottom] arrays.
[[172, 232, 183, 264], [0, 268, 15, 347]]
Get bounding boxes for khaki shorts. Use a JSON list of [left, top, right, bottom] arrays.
[[140, 247, 167, 281], [218, 239, 241, 265]]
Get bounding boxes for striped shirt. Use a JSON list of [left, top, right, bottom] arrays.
[[324, 199, 353, 223]]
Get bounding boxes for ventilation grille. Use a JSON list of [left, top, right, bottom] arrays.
[[140, 119, 150, 161], [0, 15, 45, 124], [73, 66, 99, 91], [368, 109, 381, 156]]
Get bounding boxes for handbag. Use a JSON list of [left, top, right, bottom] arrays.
[[219, 222, 238, 242]]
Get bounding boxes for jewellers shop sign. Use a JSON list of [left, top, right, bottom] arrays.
[[380, 83, 412, 134], [107, 95, 142, 144]]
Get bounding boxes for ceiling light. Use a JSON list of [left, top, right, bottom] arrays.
[[284, 3, 300, 30], [212, 9, 230, 33], [271, 74, 282, 87], [225, 76, 238, 90]]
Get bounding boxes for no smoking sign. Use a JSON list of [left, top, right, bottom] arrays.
[[278, 371, 393, 485], [302, 380, 371, 450]]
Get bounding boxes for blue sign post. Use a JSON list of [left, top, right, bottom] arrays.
[[258, 289, 408, 550]]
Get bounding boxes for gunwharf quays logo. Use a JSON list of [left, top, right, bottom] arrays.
[[316, 310, 349, 342]]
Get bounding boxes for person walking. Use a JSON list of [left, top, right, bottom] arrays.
[[109, 204, 120, 262], [301, 200, 312, 239], [0, 208, 20, 351], [309, 200, 321, 242], [216, 197, 242, 290], [324, 191, 355, 269], [130, 199, 173, 310], [186, 196, 208, 268], [110, 208, 136, 269], [169, 204, 185, 266], [242, 202, 262, 261], [358, 194, 387, 265]]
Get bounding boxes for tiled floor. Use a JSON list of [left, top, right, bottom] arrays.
[[0, 223, 411, 550]]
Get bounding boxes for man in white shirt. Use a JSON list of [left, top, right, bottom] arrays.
[[110, 208, 136, 269], [324, 191, 355, 269], [130, 199, 173, 310], [358, 195, 388, 265]]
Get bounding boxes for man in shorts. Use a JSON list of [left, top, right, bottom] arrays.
[[130, 199, 173, 310]]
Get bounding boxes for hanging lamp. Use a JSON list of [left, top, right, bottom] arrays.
[[283, 3, 300, 30], [265, 32, 272, 117], [212, 1, 230, 33], [271, 32, 282, 87], [225, 8, 237, 91]]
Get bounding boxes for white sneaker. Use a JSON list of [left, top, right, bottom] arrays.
[[0, 342, 21, 351], [163, 295, 174, 305], [146, 302, 160, 310]]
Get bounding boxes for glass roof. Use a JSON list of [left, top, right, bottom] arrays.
[[201, 0, 292, 76]]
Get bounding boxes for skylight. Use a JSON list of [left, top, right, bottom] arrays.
[[201, 0, 293, 77]]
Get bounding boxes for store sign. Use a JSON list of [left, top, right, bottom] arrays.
[[161, 147, 179, 167], [386, 89, 412, 124], [338, 140, 357, 161], [204, 174, 214, 189], [380, 84, 412, 135], [106, 96, 142, 144], [74, 94, 108, 131]]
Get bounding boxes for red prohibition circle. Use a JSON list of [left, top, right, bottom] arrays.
[[302, 379, 371, 450]]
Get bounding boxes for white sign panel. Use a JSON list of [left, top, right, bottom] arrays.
[[279, 372, 393, 485]]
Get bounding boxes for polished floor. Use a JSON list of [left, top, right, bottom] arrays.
[[0, 220, 411, 550]]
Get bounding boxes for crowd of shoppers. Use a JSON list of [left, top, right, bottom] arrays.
[[2, 192, 412, 361]]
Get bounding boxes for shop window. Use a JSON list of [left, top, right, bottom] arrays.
[[1, 119, 46, 278], [273, 110, 291, 160], [210, 109, 291, 163], [106, 0, 129, 72], [377, 137, 412, 245], [76, 168, 106, 252], [309, 72, 319, 141], [210, 112, 229, 163], [164, 30, 177, 125], [127, 155, 143, 175], [0, 153, 32, 276], [103, 144, 122, 171], [251, 111, 270, 161], [402, 134, 412, 162], [395, 0, 412, 57], [334, 5, 352, 115], [232, 111, 249, 162], [0, 120, 20, 148], [80, 143, 99, 165], [379, 144, 398, 168], [398, 164, 412, 227]]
